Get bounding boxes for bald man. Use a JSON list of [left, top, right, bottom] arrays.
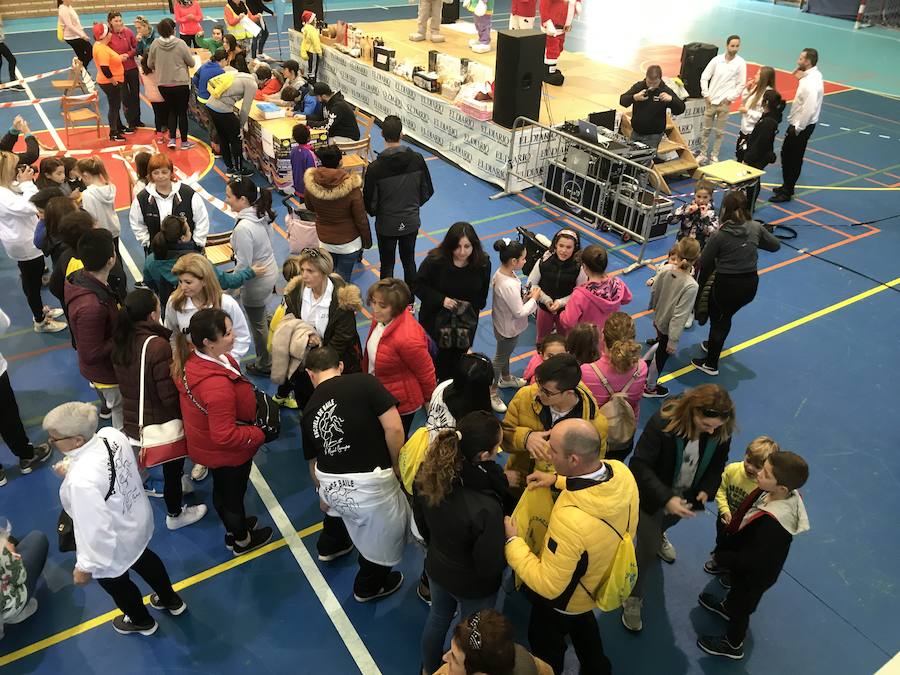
[[505, 418, 639, 675]]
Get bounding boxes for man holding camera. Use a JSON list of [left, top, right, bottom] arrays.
[[620, 65, 686, 153]]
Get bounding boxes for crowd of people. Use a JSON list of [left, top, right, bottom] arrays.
[[0, 13, 820, 675]]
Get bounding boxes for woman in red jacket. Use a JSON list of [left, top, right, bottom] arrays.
[[112, 288, 207, 530], [174, 307, 273, 555], [362, 278, 436, 436]]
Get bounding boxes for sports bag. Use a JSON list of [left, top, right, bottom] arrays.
[[206, 71, 236, 99], [580, 504, 637, 611], [589, 362, 639, 449]]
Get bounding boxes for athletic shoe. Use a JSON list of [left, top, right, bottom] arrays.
[[645, 337, 658, 346], [99, 402, 112, 420], [273, 393, 298, 409], [498, 376, 527, 389], [700, 340, 708, 353], [181, 473, 194, 494], [225, 516, 258, 550], [33, 317, 67, 333], [621, 597, 642, 632], [409, 32, 426, 41], [468, 38, 480, 47], [180, 140, 197, 150], [697, 635, 744, 660], [19, 443, 52, 474], [658, 533, 676, 563], [696, 153, 708, 166], [544, 69, 564, 86], [0, 467, 7, 487], [704, 558, 726, 575], [691, 358, 719, 376], [470, 42, 491, 54], [7, 84, 25, 92], [149, 593, 187, 616], [166, 504, 207, 530], [698, 592, 730, 620], [112, 614, 158, 636], [490, 393, 507, 414], [43, 306, 65, 319], [354, 571, 403, 603], [317, 541, 354, 562], [167, 139, 177, 149], [232, 526, 273, 556], [719, 574, 732, 590], [710, 155, 719, 163], [642, 384, 669, 398], [245, 363, 271, 377], [143, 478, 165, 498], [122, 126, 136, 134], [416, 578, 431, 606], [769, 192, 791, 203], [5, 598, 38, 624], [257, 52, 273, 60], [239, 166, 255, 177], [110, 133, 125, 142], [190, 463, 208, 481], [428, 33, 445, 43]]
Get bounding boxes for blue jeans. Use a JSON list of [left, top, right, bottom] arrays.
[[17, 531, 49, 601], [420, 577, 498, 673], [330, 251, 359, 282]]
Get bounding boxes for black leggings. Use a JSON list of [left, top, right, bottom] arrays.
[[151, 101, 169, 132], [65, 38, 92, 68], [209, 108, 243, 171], [0, 371, 36, 466], [162, 457, 186, 517], [251, 23, 269, 57], [0, 41, 17, 82], [210, 459, 253, 541], [98, 82, 124, 137], [705, 271, 759, 369], [377, 230, 418, 283], [159, 84, 190, 142], [18, 256, 46, 322], [96, 548, 179, 625], [180, 34, 198, 48]]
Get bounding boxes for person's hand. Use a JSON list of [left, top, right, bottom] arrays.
[[308, 334, 321, 347], [529, 286, 542, 301], [526, 470, 556, 490], [319, 499, 330, 513], [786, 125, 796, 137], [704, 96, 712, 106], [13, 115, 25, 131], [52, 460, 68, 477], [633, 89, 648, 102], [721, 511, 732, 526], [504, 469, 522, 488], [69, 188, 81, 201], [696, 491, 709, 504], [250, 263, 269, 276], [525, 431, 552, 462], [504, 516, 518, 539], [3, 540, 19, 557], [563, 24, 572, 32], [73, 568, 92, 586], [17, 165, 35, 183], [659, 92, 672, 103], [665, 495, 696, 518], [666, 342, 677, 355], [442, 297, 458, 310], [645, 277, 655, 287], [238, 12, 246, 18], [548, 300, 561, 313]]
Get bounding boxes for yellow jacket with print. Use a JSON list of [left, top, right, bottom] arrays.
[[715, 461, 757, 516], [506, 460, 639, 614], [501, 382, 608, 476]]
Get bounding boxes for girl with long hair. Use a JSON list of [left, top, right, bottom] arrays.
[[527, 228, 584, 340], [736, 65, 776, 162], [35, 158, 66, 191], [57, 0, 93, 67]]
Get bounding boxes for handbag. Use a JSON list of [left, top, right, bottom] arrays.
[[282, 196, 319, 254], [138, 336, 189, 468]]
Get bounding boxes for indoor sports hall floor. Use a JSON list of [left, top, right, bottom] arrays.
[[1, 1, 898, 673]]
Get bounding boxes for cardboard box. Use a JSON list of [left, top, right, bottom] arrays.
[[413, 70, 441, 93]]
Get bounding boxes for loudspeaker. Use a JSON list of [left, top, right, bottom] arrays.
[[492, 29, 545, 129], [442, 0, 460, 23], [679, 42, 718, 98], [293, 0, 324, 30]]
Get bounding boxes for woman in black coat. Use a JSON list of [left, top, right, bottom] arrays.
[[621, 384, 735, 633], [415, 222, 491, 382], [743, 89, 786, 212]]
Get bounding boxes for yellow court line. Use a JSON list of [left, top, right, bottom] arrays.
[[658, 276, 900, 384], [0, 521, 323, 668], [760, 182, 899, 192]]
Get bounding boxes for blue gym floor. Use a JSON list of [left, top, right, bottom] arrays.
[[1, 1, 898, 672]]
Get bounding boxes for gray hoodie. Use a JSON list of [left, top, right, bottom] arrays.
[[146, 35, 194, 87], [205, 72, 258, 127], [699, 219, 781, 277], [81, 184, 120, 236], [231, 206, 277, 307]]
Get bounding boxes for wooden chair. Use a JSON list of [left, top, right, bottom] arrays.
[[335, 137, 371, 176], [60, 92, 101, 145], [205, 230, 235, 267], [51, 59, 90, 96], [354, 108, 375, 160]]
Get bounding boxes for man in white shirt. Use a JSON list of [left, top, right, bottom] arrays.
[[697, 35, 747, 165], [771, 48, 824, 203], [45, 402, 185, 636]]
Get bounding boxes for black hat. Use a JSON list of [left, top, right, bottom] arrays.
[[312, 82, 332, 96]]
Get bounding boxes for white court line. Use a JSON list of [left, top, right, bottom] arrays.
[[248, 463, 381, 675], [13, 47, 71, 56], [18, 66, 64, 151]]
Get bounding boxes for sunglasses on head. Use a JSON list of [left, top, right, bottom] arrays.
[[700, 408, 731, 420], [300, 248, 321, 258]]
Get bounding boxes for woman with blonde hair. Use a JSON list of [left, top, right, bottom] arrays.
[[736, 66, 776, 162], [622, 383, 735, 633]]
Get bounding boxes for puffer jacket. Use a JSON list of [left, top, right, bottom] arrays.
[[283, 273, 362, 374], [177, 351, 264, 467], [64, 270, 120, 384], [270, 315, 318, 384], [505, 460, 639, 614], [501, 382, 608, 476], [113, 322, 180, 441], [558, 276, 633, 335], [361, 308, 435, 415], [303, 168, 371, 249], [362, 145, 434, 237]]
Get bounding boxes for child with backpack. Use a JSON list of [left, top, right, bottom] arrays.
[[643, 237, 701, 398]]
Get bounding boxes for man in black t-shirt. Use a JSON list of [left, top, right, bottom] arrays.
[[302, 346, 409, 602]]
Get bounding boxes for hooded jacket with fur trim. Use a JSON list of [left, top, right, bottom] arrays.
[[270, 316, 318, 385], [303, 168, 371, 249]]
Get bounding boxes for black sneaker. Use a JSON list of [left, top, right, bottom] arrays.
[[122, 126, 136, 134], [225, 516, 258, 550], [703, 558, 726, 575], [239, 166, 255, 177], [416, 578, 431, 605], [697, 635, 744, 660], [698, 592, 730, 621], [149, 593, 187, 616], [112, 614, 158, 636], [691, 358, 718, 376], [719, 574, 732, 590], [20, 443, 52, 474], [645, 337, 658, 346], [354, 571, 403, 603], [0, 467, 7, 487], [232, 526, 273, 556], [99, 403, 112, 420], [700, 340, 709, 353], [7, 83, 25, 92], [769, 192, 791, 203], [317, 541, 354, 562], [110, 133, 126, 142], [642, 384, 669, 398]]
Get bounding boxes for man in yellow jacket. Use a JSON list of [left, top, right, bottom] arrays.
[[505, 418, 639, 675], [501, 353, 608, 481]]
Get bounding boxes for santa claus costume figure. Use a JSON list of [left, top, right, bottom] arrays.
[[541, 0, 580, 85], [509, 0, 536, 28]]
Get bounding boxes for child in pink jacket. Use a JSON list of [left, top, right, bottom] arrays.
[[559, 244, 632, 335], [174, 0, 204, 48], [521, 333, 566, 383]]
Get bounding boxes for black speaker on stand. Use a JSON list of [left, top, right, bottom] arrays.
[[442, 0, 460, 23], [678, 43, 718, 98], [293, 0, 325, 30], [492, 29, 544, 129]]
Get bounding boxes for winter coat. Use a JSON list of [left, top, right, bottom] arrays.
[[147, 35, 194, 87], [302, 168, 371, 249], [270, 315, 317, 384], [231, 206, 277, 307], [361, 309, 436, 415], [501, 382, 608, 476], [64, 270, 120, 385], [283, 274, 362, 373], [558, 276, 632, 335], [629, 409, 731, 515], [177, 351, 264, 467], [698, 219, 781, 284], [112, 322, 180, 441], [743, 107, 783, 170], [174, 0, 204, 36], [290, 143, 319, 199], [505, 460, 639, 614], [81, 184, 120, 236], [415, 254, 491, 339], [362, 145, 434, 237], [0, 182, 42, 262]]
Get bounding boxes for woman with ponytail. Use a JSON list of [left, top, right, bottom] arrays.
[[644, 237, 701, 398], [111, 288, 207, 529], [224, 178, 278, 376], [413, 411, 511, 675]]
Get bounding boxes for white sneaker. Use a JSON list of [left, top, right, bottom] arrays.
[[166, 504, 208, 530], [470, 43, 491, 54], [43, 306, 65, 319], [191, 464, 208, 481], [34, 317, 67, 333], [181, 474, 194, 494], [684, 313, 694, 330], [710, 155, 719, 163], [490, 393, 508, 413], [658, 532, 676, 563], [621, 597, 642, 632], [498, 376, 527, 389], [696, 153, 708, 166], [468, 38, 480, 47], [429, 33, 445, 43], [409, 32, 426, 41]]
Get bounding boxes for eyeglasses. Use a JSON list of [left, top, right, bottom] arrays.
[[467, 612, 482, 650], [538, 385, 563, 398], [700, 408, 732, 420]]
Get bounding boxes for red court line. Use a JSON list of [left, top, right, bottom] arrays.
[[766, 204, 855, 239], [7, 343, 69, 363]]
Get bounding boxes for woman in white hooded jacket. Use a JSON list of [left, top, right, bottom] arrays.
[[223, 178, 277, 376], [0, 152, 66, 333], [76, 157, 127, 300]]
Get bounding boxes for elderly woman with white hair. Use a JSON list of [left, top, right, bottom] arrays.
[[44, 401, 185, 636]]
